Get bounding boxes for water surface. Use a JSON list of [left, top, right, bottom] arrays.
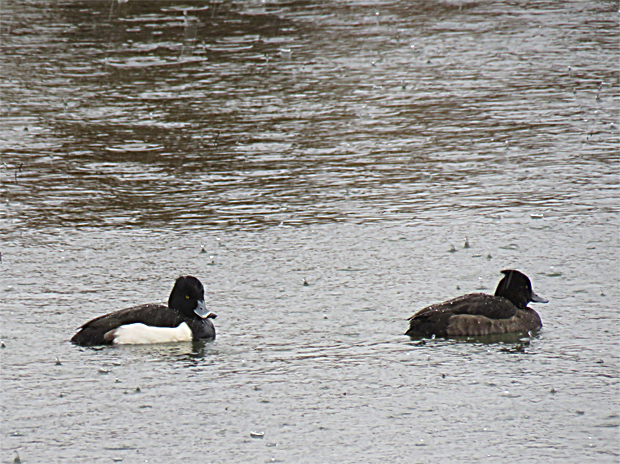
[[1, 1, 618, 463]]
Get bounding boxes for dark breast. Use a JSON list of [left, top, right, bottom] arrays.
[[186, 318, 216, 341]]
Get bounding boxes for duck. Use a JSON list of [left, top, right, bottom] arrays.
[[405, 270, 548, 339], [71, 276, 216, 346]]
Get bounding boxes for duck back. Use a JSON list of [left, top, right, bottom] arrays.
[[406, 293, 526, 338]]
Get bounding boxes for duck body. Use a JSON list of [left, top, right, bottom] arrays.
[[71, 276, 216, 346], [406, 270, 547, 339]]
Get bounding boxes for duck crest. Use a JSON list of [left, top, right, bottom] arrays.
[[494, 270, 532, 309]]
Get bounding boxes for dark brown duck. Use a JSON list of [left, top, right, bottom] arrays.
[[405, 270, 548, 339]]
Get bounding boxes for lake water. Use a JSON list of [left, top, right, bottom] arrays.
[[1, 1, 618, 463]]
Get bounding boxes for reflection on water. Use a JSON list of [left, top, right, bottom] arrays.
[[1, 1, 618, 463], [1, 0, 617, 232]]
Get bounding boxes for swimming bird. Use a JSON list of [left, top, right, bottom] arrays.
[[71, 276, 216, 346], [405, 270, 547, 338]]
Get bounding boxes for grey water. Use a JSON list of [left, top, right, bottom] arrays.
[[1, 1, 618, 463]]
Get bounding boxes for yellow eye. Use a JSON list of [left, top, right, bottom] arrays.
[[185, 295, 190, 299]]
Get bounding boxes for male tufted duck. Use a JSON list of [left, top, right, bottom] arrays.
[[71, 276, 216, 346], [405, 270, 547, 339]]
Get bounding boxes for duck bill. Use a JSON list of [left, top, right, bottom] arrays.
[[193, 300, 210, 318], [530, 292, 548, 304]]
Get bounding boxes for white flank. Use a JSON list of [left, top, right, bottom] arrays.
[[108, 322, 192, 345]]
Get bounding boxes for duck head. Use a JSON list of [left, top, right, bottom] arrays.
[[168, 275, 210, 318], [494, 269, 548, 309]]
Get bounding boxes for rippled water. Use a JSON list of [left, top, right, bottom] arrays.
[[1, 1, 618, 463]]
